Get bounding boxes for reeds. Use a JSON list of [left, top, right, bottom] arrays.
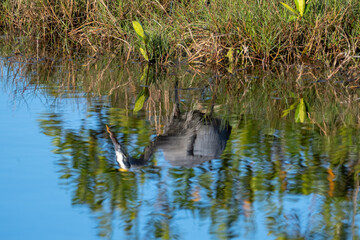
[[0, 0, 359, 66]]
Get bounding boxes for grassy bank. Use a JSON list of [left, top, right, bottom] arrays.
[[0, 0, 360, 66]]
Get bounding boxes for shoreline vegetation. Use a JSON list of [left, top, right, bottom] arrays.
[[0, 0, 359, 67], [2, 52, 360, 135], [1, 2, 360, 238]]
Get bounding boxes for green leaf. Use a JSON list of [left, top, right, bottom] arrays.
[[140, 47, 149, 61], [226, 48, 234, 73], [294, 0, 300, 14], [227, 64, 234, 74], [288, 15, 298, 22], [226, 48, 234, 63], [133, 88, 149, 113], [132, 21, 148, 43], [280, 2, 299, 16], [295, 98, 306, 123], [304, 2, 310, 16], [297, 0, 306, 16]]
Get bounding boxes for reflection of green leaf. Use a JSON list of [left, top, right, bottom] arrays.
[[140, 65, 148, 82], [60, 173, 72, 179], [282, 98, 309, 123], [282, 100, 299, 117], [134, 94, 146, 113], [295, 98, 306, 123], [134, 88, 149, 113], [140, 47, 149, 61], [198, 172, 213, 188]]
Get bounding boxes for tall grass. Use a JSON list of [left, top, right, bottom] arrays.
[[0, 0, 359, 66]]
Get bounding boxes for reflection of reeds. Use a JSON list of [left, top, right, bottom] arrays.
[[3, 55, 360, 239], [2, 53, 360, 134]]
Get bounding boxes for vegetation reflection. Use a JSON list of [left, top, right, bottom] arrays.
[[1, 55, 360, 239]]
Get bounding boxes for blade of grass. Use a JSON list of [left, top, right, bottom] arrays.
[[280, 2, 300, 16]]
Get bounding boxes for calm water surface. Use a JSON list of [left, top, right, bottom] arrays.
[[0, 56, 359, 240]]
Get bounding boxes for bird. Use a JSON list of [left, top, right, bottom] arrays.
[[105, 109, 231, 170], [106, 125, 131, 170]]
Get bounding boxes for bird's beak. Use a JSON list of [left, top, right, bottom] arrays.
[[117, 168, 129, 172]]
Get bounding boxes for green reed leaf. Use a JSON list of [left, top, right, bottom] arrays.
[[140, 47, 149, 61], [226, 48, 234, 63], [297, 0, 305, 16], [289, 15, 298, 22], [294, 0, 300, 14], [281, 2, 300, 16], [132, 21, 147, 43], [304, 3, 310, 16]]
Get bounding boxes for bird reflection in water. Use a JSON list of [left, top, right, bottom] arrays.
[[107, 96, 231, 170]]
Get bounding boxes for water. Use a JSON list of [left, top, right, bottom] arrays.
[[0, 55, 359, 240]]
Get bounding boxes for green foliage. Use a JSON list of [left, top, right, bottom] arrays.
[[281, 100, 299, 118], [134, 88, 149, 113], [139, 47, 149, 61], [280, 0, 309, 20], [226, 48, 234, 73], [0, 0, 359, 65], [294, 98, 308, 123], [4, 55, 360, 239], [132, 20, 170, 63], [132, 21, 148, 44], [282, 98, 310, 123], [132, 21, 149, 61], [134, 65, 150, 113]]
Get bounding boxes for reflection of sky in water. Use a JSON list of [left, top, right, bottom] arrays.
[[0, 81, 98, 239], [1, 61, 359, 240]]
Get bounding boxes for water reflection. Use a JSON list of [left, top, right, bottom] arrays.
[[107, 106, 231, 169], [1, 55, 360, 240], [36, 92, 360, 239], [154, 109, 231, 167]]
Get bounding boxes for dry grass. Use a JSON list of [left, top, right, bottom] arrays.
[[0, 0, 359, 66]]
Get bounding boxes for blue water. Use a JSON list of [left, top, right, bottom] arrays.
[[0, 60, 359, 240], [0, 86, 98, 240]]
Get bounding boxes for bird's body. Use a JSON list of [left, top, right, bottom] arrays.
[[106, 110, 231, 170]]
